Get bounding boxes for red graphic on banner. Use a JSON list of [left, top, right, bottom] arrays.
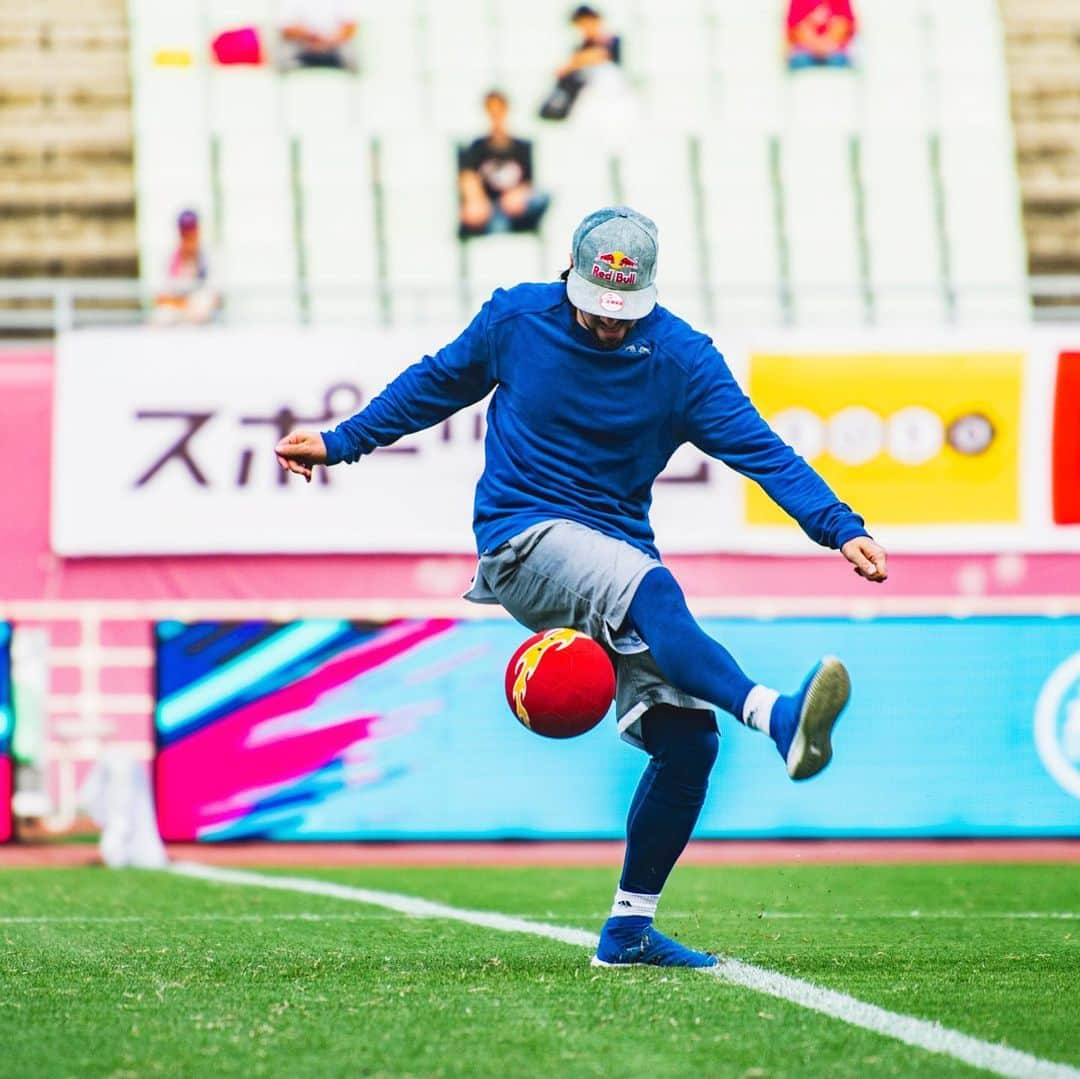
[[1053, 352, 1080, 524]]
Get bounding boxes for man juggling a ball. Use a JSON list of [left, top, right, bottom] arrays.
[[276, 206, 888, 968]]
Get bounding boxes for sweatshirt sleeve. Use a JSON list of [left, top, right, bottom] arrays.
[[683, 342, 869, 550], [321, 300, 497, 465]]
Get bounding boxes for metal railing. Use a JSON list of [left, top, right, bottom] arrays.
[[2, 276, 1080, 337]]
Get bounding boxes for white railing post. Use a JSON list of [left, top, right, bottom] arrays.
[[54, 284, 75, 334]]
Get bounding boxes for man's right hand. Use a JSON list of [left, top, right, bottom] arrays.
[[275, 429, 328, 483]]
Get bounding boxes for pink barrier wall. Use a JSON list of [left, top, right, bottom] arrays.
[[4, 346, 1079, 833], [3, 348, 1080, 603]]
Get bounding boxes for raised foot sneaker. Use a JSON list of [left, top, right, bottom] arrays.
[[591, 919, 718, 968], [771, 656, 851, 781]]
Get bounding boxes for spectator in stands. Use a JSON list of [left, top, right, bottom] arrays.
[[460, 91, 550, 239], [277, 0, 358, 72], [786, 0, 856, 69], [540, 5, 622, 121], [152, 210, 220, 326]]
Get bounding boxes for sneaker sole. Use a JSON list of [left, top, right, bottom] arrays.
[[785, 656, 850, 781], [590, 954, 718, 969]]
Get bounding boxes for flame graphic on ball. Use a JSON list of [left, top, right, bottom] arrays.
[[511, 628, 582, 727]]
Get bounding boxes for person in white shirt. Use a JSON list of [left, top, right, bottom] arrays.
[[278, 0, 358, 71]]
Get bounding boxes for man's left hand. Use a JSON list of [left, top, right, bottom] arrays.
[[841, 536, 889, 583], [275, 429, 328, 483]]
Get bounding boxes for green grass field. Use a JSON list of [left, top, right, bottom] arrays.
[[1, 863, 1077, 1078]]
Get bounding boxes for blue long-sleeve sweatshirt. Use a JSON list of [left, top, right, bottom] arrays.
[[321, 282, 867, 560]]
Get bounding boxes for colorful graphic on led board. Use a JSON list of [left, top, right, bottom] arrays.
[[154, 617, 1080, 841], [0, 623, 13, 842]]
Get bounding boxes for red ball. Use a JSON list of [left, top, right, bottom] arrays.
[[504, 628, 616, 739]]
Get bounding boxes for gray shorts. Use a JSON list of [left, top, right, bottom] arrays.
[[464, 519, 714, 751]]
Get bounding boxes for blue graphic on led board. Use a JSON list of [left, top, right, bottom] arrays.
[[154, 615, 1080, 840]]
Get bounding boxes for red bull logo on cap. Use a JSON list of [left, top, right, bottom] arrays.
[[592, 250, 638, 286]]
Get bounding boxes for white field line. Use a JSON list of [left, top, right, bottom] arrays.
[[756, 911, 1080, 921], [0, 912, 405, 925], [168, 862, 596, 948], [170, 863, 1078, 1079], [712, 957, 1078, 1079], [3, 910, 1076, 926]]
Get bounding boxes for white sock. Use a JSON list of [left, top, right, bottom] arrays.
[[610, 888, 660, 919], [742, 684, 780, 735]]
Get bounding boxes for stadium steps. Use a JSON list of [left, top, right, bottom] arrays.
[[1001, 0, 1080, 277], [0, 0, 137, 283]]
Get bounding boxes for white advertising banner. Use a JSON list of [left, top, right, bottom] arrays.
[[52, 327, 742, 555], [52, 325, 1080, 556]]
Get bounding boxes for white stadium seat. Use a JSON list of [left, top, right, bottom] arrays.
[[297, 133, 380, 323], [208, 66, 281, 134], [216, 131, 299, 321], [281, 70, 360, 135], [939, 128, 1030, 322], [465, 234, 547, 311], [379, 132, 466, 324], [617, 136, 704, 324], [699, 131, 784, 328], [860, 128, 947, 324], [781, 128, 864, 326], [533, 128, 619, 262]]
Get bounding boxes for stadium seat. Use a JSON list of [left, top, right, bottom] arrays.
[[854, 0, 932, 132], [420, 0, 498, 135], [634, 11, 714, 133], [938, 128, 1030, 322], [616, 135, 705, 324], [281, 70, 359, 135], [927, 0, 1013, 132], [787, 66, 857, 135], [208, 66, 281, 134], [533, 129, 620, 262], [780, 128, 864, 325], [711, 1, 786, 133], [698, 131, 784, 328], [202, 0, 276, 24], [356, 0, 421, 86], [216, 131, 299, 322], [127, 0, 207, 135], [378, 132, 466, 324], [464, 234, 546, 311], [296, 133, 379, 324], [489, 2, 567, 121], [859, 128, 947, 325]]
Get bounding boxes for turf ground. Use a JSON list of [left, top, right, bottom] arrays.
[[2, 862, 1077, 1078]]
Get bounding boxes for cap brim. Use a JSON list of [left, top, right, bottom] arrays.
[[566, 269, 656, 321]]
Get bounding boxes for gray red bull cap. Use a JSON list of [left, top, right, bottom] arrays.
[[566, 206, 658, 321]]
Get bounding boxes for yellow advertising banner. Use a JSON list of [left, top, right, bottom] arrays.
[[746, 352, 1023, 526]]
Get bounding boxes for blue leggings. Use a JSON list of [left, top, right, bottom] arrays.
[[619, 705, 719, 895], [616, 567, 756, 897], [627, 566, 755, 718]]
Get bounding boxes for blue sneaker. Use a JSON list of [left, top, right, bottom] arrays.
[[770, 656, 851, 781], [591, 918, 718, 968]]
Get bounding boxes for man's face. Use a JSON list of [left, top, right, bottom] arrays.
[[485, 95, 509, 129], [573, 14, 602, 39], [576, 307, 636, 349]]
